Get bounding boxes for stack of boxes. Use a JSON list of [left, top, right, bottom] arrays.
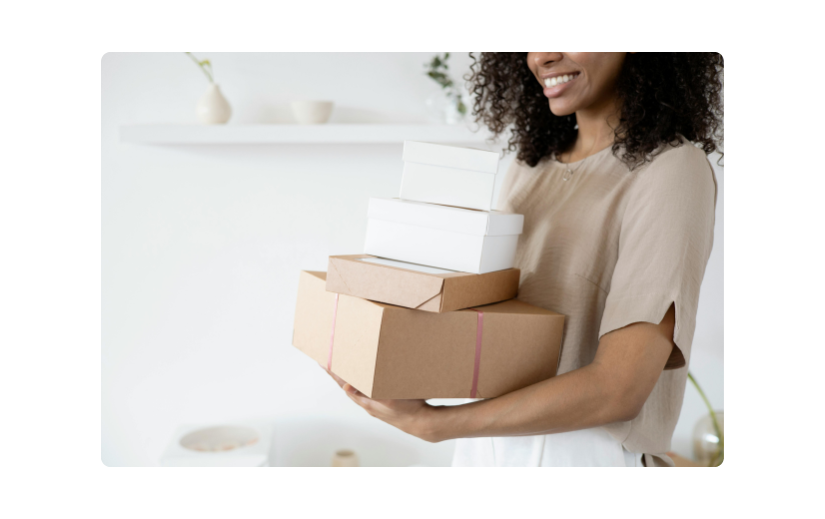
[[292, 142, 565, 399]]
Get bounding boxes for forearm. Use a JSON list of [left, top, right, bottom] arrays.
[[331, 311, 673, 444], [431, 363, 633, 442]]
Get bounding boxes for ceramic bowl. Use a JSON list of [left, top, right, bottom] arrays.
[[291, 100, 334, 124]]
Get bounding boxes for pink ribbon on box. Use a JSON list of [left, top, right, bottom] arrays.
[[470, 308, 484, 398], [327, 293, 339, 371]]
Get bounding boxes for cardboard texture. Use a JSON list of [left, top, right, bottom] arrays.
[[364, 198, 524, 273], [326, 254, 521, 312], [293, 271, 564, 399]]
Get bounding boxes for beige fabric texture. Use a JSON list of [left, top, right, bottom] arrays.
[[497, 135, 718, 467]]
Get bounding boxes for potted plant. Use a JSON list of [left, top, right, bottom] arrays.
[[424, 53, 468, 124], [186, 52, 231, 124]]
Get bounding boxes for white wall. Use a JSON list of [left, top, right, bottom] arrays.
[[102, 52, 723, 466]]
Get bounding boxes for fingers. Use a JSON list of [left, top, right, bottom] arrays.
[[343, 384, 369, 404], [320, 363, 347, 388], [343, 383, 365, 398], [329, 372, 346, 388], [319, 363, 374, 411], [343, 384, 374, 413]]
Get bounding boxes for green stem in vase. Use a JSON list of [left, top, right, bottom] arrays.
[[688, 371, 724, 466], [185, 52, 214, 84]]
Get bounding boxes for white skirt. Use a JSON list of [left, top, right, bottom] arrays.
[[452, 426, 643, 467]]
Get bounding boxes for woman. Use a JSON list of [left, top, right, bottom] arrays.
[[327, 52, 723, 467]]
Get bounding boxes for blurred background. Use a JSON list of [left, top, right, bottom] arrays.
[[102, 52, 723, 466]]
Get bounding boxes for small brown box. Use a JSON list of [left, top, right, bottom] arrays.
[[326, 254, 521, 313], [293, 271, 564, 399]]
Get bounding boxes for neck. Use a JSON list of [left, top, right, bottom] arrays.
[[565, 95, 621, 162]]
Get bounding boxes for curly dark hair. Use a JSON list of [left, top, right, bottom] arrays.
[[465, 52, 723, 170]]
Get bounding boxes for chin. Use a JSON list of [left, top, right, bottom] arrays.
[[548, 99, 576, 117]]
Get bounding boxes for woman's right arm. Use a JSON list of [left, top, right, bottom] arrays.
[[426, 304, 676, 442]]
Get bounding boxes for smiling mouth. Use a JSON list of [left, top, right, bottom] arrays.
[[544, 72, 580, 88]]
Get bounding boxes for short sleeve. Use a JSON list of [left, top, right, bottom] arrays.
[[598, 141, 717, 369]]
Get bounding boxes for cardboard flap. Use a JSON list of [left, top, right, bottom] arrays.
[[327, 255, 446, 309], [439, 268, 520, 311]]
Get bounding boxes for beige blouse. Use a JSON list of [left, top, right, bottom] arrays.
[[497, 135, 717, 466]]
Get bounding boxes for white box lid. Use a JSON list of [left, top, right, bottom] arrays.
[[402, 141, 499, 174], [367, 198, 523, 236]]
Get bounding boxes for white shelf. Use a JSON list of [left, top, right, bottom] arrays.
[[120, 124, 494, 145]]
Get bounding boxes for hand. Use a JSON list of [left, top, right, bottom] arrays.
[[322, 366, 445, 443]]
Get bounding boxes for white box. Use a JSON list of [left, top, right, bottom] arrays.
[[364, 198, 523, 274], [400, 141, 499, 211]]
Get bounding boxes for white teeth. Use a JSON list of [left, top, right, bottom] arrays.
[[544, 73, 578, 88]]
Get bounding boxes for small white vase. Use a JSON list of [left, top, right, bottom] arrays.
[[425, 87, 468, 125], [196, 83, 231, 124]]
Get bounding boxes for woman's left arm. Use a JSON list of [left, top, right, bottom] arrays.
[[326, 304, 676, 443]]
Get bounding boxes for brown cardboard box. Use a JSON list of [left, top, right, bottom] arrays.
[[293, 271, 564, 399], [326, 254, 520, 313]]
